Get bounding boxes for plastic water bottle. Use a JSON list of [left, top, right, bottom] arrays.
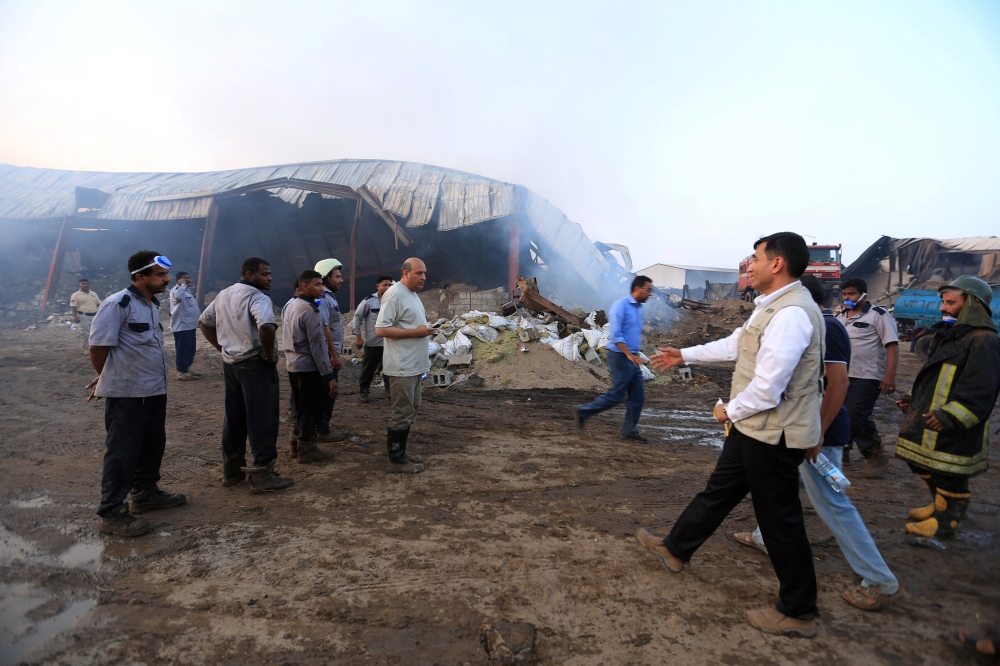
[[811, 452, 851, 492]]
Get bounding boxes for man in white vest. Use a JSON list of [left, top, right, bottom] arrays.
[[641, 232, 825, 638]]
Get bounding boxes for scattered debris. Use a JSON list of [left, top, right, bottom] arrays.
[[480, 622, 536, 663]]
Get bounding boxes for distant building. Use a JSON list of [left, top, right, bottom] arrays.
[[637, 263, 739, 290]]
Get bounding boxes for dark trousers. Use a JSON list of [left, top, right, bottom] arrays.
[[577, 350, 644, 436], [98, 395, 167, 517], [846, 377, 882, 454], [663, 426, 818, 620], [222, 357, 279, 471], [173, 329, 197, 373], [318, 370, 339, 434], [359, 345, 386, 394], [288, 371, 327, 442], [905, 463, 971, 494]]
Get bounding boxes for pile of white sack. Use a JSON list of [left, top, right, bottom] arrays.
[[424, 309, 655, 381]]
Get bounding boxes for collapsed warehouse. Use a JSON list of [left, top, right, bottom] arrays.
[[843, 235, 1000, 303], [0, 160, 637, 323]]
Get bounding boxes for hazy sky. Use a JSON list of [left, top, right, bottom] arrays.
[[1, 0, 998, 271]]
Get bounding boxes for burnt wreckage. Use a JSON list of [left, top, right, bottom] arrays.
[[0, 160, 633, 315]]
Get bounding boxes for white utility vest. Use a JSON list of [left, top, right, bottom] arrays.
[[731, 282, 826, 449]]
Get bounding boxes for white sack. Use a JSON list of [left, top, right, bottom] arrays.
[[427, 341, 443, 356], [550, 332, 583, 362], [582, 329, 603, 349], [444, 331, 472, 355], [460, 325, 499, 343]]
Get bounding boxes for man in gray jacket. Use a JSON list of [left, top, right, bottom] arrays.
[[352, 274, 394, 403], [283, 270, 338, 464]]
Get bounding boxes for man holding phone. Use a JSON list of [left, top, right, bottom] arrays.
[[375, 258, 437, 474]]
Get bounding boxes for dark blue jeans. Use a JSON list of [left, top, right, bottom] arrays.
[[846, 377, 882, 454], [577, 350, 645, 436], [222, 357, 279, 472], [173, 329, 197, 373], [97, 395, 167, 517]]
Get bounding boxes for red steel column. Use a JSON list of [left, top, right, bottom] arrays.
[[195, 199, 219, 306], [41, 217, 73, 311]]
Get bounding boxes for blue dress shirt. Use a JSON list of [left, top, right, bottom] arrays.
[[607, 295, 643, 354]]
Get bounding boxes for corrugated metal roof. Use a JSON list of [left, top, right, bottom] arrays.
[[638, 263, 739, 273], [0, 158, 610, 289]]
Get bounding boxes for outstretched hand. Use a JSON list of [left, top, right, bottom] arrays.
[[649, 347, 684, 372]]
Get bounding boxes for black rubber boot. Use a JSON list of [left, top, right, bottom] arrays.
[[99, 505, 151, 537], [905, 489, 970, 538], [241, 461, 295, 494], [399, 426, 424, 464], [360, 392, 370, 404], [387, 427, 422, 474], [908, 474, 937, 521], [130, 485, 187, 514]]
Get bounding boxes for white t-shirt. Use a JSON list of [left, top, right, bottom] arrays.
[[375, 282, 430, 377]]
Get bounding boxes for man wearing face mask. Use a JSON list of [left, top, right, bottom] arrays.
[[837, 278, 899, 478], [86, 251, 186, 537], [895, 276, 999, 539]]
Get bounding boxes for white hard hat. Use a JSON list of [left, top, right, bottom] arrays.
[[314, 258, 343, 277]]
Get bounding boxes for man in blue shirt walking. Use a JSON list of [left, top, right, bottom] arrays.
[[575, 275, 654, 441]]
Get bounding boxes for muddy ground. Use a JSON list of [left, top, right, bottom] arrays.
[[1, 320, 999, 665]]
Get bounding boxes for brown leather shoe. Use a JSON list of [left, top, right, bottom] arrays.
[[861, 445, 891, 478], [745, 608, 816, 638], [636, 528, 684, 573], [842, 585, 903, 611]]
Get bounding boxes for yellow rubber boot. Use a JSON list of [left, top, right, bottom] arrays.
[[907, 474, 936, 521], [905, 489, 970, 538]]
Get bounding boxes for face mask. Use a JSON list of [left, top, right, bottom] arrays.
[[941, 315, 956, 325], [131, 255, 172, 274], [844, 292, 866, 309]]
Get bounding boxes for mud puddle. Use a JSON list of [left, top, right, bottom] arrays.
[[640, 408, 726, 448], [0, 581, 96, 666]]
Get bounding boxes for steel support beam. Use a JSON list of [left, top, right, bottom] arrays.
[[507, 220, 520, 298], [195, 199, 219, 306], [41, 217, 73, 311], [349, 197, 361, 310]]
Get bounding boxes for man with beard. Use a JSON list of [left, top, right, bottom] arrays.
[[199, 257, 293, 495], [895, 276, 1000, 538], [314, 258, 346, 439], [86, 251, 186, 537]]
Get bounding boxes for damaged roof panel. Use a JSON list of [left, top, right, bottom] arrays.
[[0, 159, 611, 289]]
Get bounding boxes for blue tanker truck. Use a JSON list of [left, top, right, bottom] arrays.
[[892, 287, 1000, 361]]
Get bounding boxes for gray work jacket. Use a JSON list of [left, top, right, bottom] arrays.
[[351, 292, 383, 347], [282, 296, 334, 378]]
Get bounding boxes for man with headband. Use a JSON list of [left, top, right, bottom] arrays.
[[895, 275, 999, 539], [86, 250, 186, 537], [837, 277, 899, 477]]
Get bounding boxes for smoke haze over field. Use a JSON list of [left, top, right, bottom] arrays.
[[1, 0, 999, 272]]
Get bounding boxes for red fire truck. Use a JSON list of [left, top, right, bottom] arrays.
[[739, 243, 843, 301]]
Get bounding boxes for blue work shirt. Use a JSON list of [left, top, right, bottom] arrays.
[[822, 309, 852, 447], [606, 295, 643, 354]]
